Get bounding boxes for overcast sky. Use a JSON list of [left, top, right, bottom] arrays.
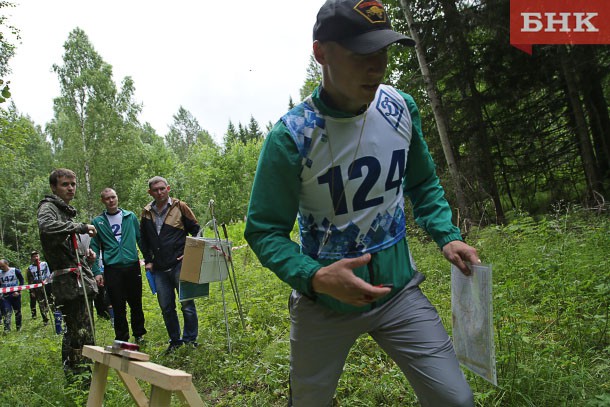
[[4, 1, 323, 143]]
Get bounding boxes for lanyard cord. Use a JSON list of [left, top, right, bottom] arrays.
[[318, 107, 369, 257]]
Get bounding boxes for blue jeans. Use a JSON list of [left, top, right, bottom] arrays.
[[153, 262, 198, 344]]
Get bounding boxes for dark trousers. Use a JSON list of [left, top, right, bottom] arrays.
[[93, 285, 110, 318], [104, 263, 147, 341], [29, 289, 37, 316], [45, 283, 55, 310], [31, 286, 50, 323], [1, 293, 22, 331], [58, 297, 94, 380]]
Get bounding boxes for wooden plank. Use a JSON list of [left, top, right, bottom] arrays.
[[86, 362, 109, 407], [177, 383, 205, 407], [83, 346, 192, 391], [149, 386, 172, 406], [104, 345, 150, 361], [116, 371, 149, 407]]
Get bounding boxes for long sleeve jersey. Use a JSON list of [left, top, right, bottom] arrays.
[[245, 85, 462, 313]]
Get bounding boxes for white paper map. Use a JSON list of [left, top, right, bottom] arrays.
[[451, 263, 497, 386]]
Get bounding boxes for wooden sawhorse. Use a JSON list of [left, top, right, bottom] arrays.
[[83, 345, 204, 407]]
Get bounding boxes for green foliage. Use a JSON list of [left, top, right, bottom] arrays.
[[1, 214, 608, 405], [384, 0, 610, 220], [0, 105, 53, 264], [299, 54, 321, 101], [176, 138, 263, 224], [0, 1, 19, 103], [165, 106, 216, 161], [48, 27, 147, 217], [0, 78, 10, 102], [465, 207, 610, 406], [224, 117, 264, 148]]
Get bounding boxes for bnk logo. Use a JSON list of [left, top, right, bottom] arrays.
[[510, 0, 610, 54], [521, 12, 598, 33]]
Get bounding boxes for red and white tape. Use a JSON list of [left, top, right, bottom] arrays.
[[1, 282, 44, 294]]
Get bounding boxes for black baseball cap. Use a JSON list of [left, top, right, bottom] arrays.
[[313, 0, 415, 54]]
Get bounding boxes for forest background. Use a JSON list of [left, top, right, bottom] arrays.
[[0, 0, 608, 405]]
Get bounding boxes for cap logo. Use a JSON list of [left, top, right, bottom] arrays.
[[354, 0, 387, 24]]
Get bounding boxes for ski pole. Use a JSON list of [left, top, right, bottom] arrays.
[[209, 200, 232, 352], [71, 233, 96, 344], [221, 223, 245, 329]]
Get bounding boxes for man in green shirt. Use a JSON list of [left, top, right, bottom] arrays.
[[245, 1, 480, 405], [91, 188, 147, 343]]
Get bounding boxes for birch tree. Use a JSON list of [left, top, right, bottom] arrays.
[[48, 28, 145, 216]]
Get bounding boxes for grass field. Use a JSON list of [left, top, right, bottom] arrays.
[[0, 208, 608, 406]]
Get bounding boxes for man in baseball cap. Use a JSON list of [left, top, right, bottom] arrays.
[[245, 0, 478, 405], [313, 0, 415, 53]]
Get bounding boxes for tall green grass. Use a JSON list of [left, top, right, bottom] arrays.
[[0, 210, 608, 406]]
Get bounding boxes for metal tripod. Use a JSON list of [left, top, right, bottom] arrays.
[[207, 200, 245, 352]]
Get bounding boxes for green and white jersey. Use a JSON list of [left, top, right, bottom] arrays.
[[282, 85, 412, 259], [245, 84, 462, 313]]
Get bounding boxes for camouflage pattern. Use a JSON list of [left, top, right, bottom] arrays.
[[37, 195, 98, 303], [57, 299, 95, 379], [37, 194, 97, 381], [30, 286, 50, 323]]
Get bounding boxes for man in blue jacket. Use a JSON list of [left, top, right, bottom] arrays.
[[245, 1, 480, 405], [91, 188, 147, 343]]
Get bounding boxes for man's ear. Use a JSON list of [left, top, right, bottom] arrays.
[[313, 40, 326, 65]]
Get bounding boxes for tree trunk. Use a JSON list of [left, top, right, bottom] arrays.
[[78, 92, 93, 217], [578, 47, 610, 185], [398, 0, 471, 226], [492, 134, 517, 210], [560, 46, 603, 199], [437, 0, 505, 223]]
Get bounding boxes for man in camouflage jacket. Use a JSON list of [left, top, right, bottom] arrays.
[[37, 168, 101, 382]]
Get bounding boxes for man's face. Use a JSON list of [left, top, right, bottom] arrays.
[[101, 189, 119, 213], [51, 176, 77, 204], [31, 254, 39, 264], [148, 181, 170, 205], [0, 262, 8, 271], [315, 41, 388, 113]]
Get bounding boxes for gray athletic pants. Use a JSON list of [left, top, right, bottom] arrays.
[[288, 272, 473, 407]]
